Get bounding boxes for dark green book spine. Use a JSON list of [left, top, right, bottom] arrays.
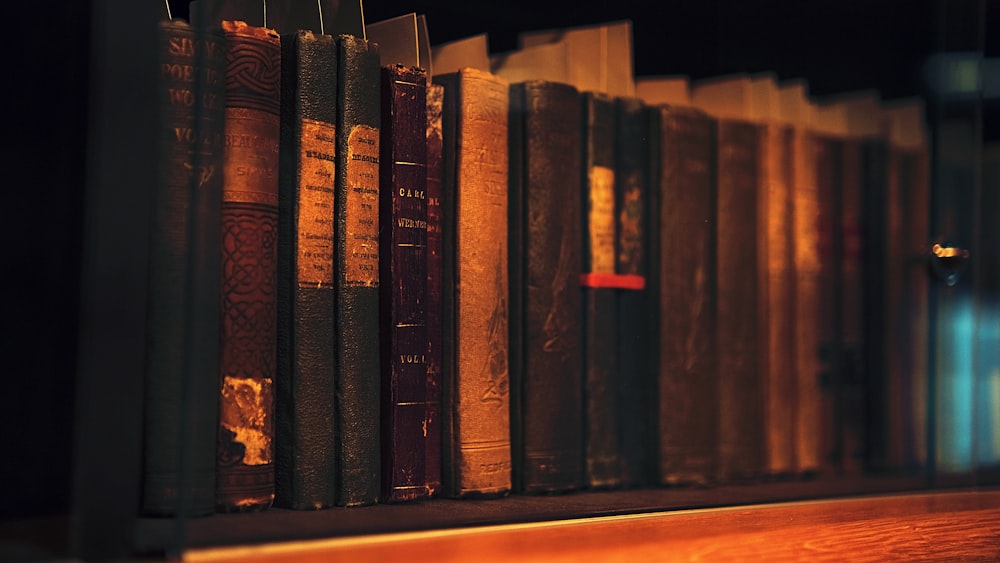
[[275, 30, 338, 510], [142, 19, 225, 517], [335, 34, 381, 506], [614, 97, 653, 488], [509, 81, 584, 494], [581, 92, 620, 489]]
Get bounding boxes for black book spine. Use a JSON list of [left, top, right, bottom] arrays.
[[275, 30, 338, 510], [335, 34, 381, 506], [614, 97, 653, 487], [509, 81, 584, 494], [581, 92, 620, 489]]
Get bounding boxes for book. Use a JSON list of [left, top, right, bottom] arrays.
[[614, 96, 653, 487], [379, 63, 431, 503], [883, 99, 930, 472], [425, 81, 445, 497], [778, 80, 822, 475], [581, 91, 621, 489], [652, 104, 719, 485], [518, 21, 635, 98], [509, 80, 585, 493], [216, 20, 281, 513], [274, 29, 338, 510], [142, 18, 226, 517], [435, 68, 513, 498], [334, 33, 381, 506], [693, 77, 767, 482]]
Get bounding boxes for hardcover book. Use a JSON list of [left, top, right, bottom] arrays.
[[275, 29, 338, 510], [614, 96, 653, 487], [379, 63, 431, 503], [334, 33, 381, 506], [217, 20, 281, 513], [509, 80, 585, 494], [424, 81, 445, 497], [435, 68, 512, 497], [581, 91, 621, 489], [142, 19, 226, 516], [653, 104, 719, 485]]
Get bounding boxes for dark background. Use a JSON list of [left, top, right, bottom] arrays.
[[3, 0, 996, 524]]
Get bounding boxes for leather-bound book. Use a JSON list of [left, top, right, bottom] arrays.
[[334, 34, 381, 506], [580, 91, 620, 489], [424, 82, 445, 497], [217, 20, 281, 513], [142, 19, 226, 516], [509, 80, 584, 494], [715, 118, 766, 482], [379, 63, 430, 503], [653, 105, 719, 485], [614, 96, 653, 488], [434, 68, 512, 498], [274, 29, 337, 510]]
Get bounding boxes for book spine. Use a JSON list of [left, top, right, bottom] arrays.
[[510, 81, 584, 494], [335, 34, 381, 506], [275, 30, 337, 510], [614, 97, 652, 488], [217, 20, 281, 513], [813, 134, 845, 473], [142, 20, 225, 516], [841, 137, 866, 473], [762, 122, 796, 476], [379, 64, 430, 503], [581, 92, 620, 489], [655, 106, 719, 485], [425, 82, 445, 497], [437, 69, 512, 497], [790, 125, 823, 475], [716, 118, 766, 482]]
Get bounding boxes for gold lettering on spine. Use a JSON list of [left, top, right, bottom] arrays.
[[220, 376, 274, 465], [345, 124, 380, 286], [298, 118, 336, 287], [223, 107, 280, 202], [588, 165, 616, 273]]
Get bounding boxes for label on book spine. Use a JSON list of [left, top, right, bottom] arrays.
[[588, 166, 616, 274], [346, 124, 380, 286], [223, 108, 280, 205], [220, 375, 274, 465], [298, 118, 336, 287]]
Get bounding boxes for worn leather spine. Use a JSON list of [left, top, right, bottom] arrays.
[[335, 34, 381, 506], [509, 81, 584, 494], [655, 106, 719, 485], [615, 97, 653, 488], [217, 20, 281, 513], [424, 82, 445, 497], [761, 121, 796, 477], [275, 30, 337, 510], [715, 118, 766, 482], [581, 92, 620, 489], [142, 19, 225, 516], [436, 69, 512, 497], [379, 64, 430, 503]]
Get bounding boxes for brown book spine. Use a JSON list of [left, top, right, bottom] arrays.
[[791, 125, 823, 475], [509, 81, 584, 494], [716, 118, 766, 482], [424, 82, 445, 496], [217, 20, 281, 513], [841, 137, 866, 473], [761, 122, 796, 476], [379, 64, 430, 503], [436, 69, 512, 497], [655, 106, 719, 485], [143, 19, 226, 516]]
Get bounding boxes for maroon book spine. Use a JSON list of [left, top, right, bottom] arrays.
[[424, 82, 445, 496]]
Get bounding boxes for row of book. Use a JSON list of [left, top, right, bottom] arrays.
[[144, 7, 934, 517]]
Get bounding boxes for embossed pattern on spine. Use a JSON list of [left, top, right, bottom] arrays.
[[218, 20, 281, 513]]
